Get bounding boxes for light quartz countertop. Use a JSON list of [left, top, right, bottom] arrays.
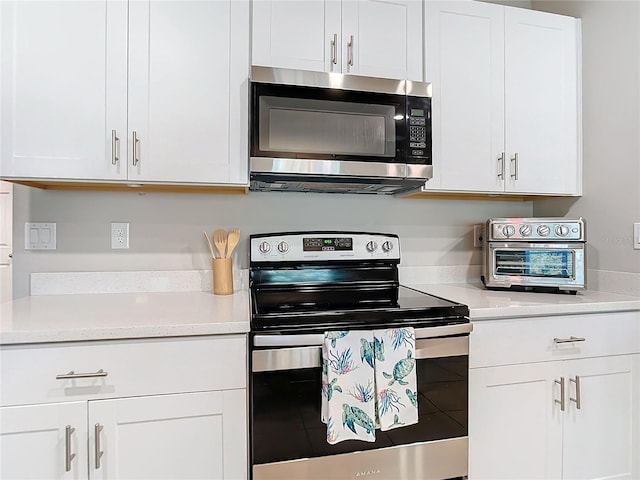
[[2, 281, 639, 346], [0, 290, 250, 345], [408, 282, 640, 320]]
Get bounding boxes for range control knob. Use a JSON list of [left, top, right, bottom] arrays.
[[519, 224, 532, 237], [555, 225, 570, 237], [366, 241, 378, 253], [502, 225, 516, 238], [382, 241, 394, 252], [258, 241, 271, 254], [537, 225, 551, 237], [277, 241, 290, 253]]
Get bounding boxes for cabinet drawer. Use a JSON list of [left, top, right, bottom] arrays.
[[470, 311, 640, 368], [0, 335, 247, 407]]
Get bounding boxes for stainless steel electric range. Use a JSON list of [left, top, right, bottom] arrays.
[[249, 232, 471, 480]]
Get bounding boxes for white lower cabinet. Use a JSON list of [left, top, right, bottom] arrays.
[[469, 312, 640, 480], [0, 335, 248, 480]]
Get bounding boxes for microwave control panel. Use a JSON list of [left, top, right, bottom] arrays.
[[406, 97, 431, 161]]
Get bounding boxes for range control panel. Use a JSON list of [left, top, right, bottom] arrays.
[[487, 218, 585, 241], [250, 232, 400, 262]]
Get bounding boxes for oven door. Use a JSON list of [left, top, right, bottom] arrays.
[[486, 242, 585, 290], [250, 323, 471, 480]]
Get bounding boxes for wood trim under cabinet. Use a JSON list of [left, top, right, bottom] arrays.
[[5, 179, 249, 195]]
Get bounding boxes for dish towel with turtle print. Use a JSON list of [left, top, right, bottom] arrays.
[[321, 327, 418, 444]]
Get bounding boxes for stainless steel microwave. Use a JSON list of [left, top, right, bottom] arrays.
[[482, 218, 586, 293], [249, 66, 432, 195]]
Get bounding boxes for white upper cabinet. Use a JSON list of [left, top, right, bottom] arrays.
[[0, 1, 128, 181], [424, 1, 581, 196], [0, 0, 249, 186], [128, 0, 248, 184], [504, 7, 579, 195], [424, 1, 505, 192], [252, 0, 423, 81]]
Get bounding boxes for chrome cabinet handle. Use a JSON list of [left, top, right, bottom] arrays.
[[347, 35, 354, 67], [95, 423, 104, 469], [510, 153, 518, 180], [554, 336, 586, 344], [132, 131, 140, 166], [554, 377, 565, 411], [56, 369, 108, 380], [570, 375, 581, 410], [497, 152, 505, 179], [331, 33, 337, 65], [65, 425, 76, 472], [111, 130, 120, 165]]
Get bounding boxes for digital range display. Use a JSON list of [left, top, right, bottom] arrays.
[[303, 237, 353, 252]]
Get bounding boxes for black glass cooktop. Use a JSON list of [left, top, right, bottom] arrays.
[[250, 285, 469, 333]]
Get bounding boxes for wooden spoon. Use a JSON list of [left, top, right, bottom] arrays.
[[203, 231, 216, 259], [226, 228, 241, 259], [213, 229, 228, 259]]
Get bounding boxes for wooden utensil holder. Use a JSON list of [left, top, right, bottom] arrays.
[[212, 258, 233, 295]]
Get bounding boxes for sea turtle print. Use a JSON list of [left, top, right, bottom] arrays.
[[342, 404, 376, 435], [360, 337, 385, 368], [406, 389, 418, 408], [325, 331, 348, 348], [382, 350, 415, 386], [322, 378, 343, 401]]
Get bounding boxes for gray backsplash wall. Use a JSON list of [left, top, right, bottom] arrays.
[[11, 185, 532, 298]]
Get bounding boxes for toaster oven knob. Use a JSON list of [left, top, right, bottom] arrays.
[[258, 241, 271, 254], [537, 225, 551, 236], [519, 224, 532, 237], [366, 241, 378, 253], [382, 241, 394, 252], [555, 225, 570, 237], [277, 241, 290, 253], [502, 225, 515, 238]]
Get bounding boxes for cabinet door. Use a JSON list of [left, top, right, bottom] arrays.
[[424, 1, 505, 192], [342, 0, 422, 80], [562, 355, 638, 480], [0, 402, 88, 480], [504, 7, 579, 195], [252, 0, 342, 73], [468, 362, 563, 480], [128, 0, 249, 184], [0, 1, 127, 181], [89, 390, 247, 480]]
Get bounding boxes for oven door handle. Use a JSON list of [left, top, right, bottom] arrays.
[[252, 322, 472, 348], [252, 333, 469, 373]]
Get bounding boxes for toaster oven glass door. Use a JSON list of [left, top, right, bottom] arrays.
[[494, 249, 574, 278]]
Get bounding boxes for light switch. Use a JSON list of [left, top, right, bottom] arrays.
[[25, 223, 56, 250], [634, 223, 640, 250]]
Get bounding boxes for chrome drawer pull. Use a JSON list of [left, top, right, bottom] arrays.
[[570, 375, 581, 410], [553, 336, 586, 344], [95, 423, 104, 469], [56, 369, 108, 380], [554, 377, 565, 411], [65, 425, 76, 472]]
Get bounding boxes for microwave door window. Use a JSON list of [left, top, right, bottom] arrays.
[[495, 250, 574, 279], [258, 96, 396, 157]]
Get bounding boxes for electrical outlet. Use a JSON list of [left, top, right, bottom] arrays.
[[473, 224, 484, 248], [634, 223, 640, 250], [111, 222, 129, 249]]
